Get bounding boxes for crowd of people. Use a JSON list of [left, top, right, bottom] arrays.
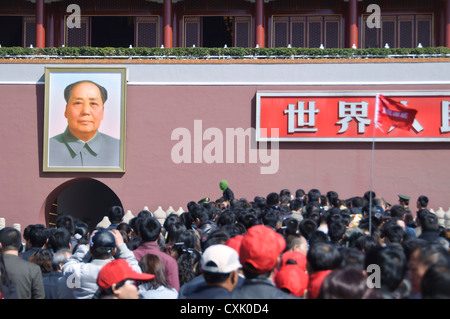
[[0, 180, 449, 299]]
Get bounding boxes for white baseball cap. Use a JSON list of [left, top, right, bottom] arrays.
[[201, 244, 242, 274]]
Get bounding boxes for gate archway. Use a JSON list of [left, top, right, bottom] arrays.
[[44, 178, 122, 230]]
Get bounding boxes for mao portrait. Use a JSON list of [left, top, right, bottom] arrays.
[[43, 68, 126, 172]]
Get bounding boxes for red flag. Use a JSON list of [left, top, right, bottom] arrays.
[[375, 94, 418, 133]]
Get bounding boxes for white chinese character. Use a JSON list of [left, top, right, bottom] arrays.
[[440, 101, 450, 133], [336, 101, 371, 134], [284, 101, 319, 133]]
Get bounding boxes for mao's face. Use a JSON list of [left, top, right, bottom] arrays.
[[65, 82, 104, 142]]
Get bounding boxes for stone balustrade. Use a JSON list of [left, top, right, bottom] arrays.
[[1, 206, 450, 232]]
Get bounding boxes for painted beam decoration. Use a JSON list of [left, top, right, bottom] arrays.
[[256, 91, 450, 142]]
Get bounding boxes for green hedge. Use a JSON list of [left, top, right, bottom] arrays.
[[0, 46, 450, 59]]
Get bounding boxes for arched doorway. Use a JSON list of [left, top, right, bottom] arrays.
[[44, 178, 122, 230]]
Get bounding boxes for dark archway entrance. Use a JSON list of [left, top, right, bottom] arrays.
[[45, 178, 122, 231]]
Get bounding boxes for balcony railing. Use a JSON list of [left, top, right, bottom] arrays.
[[1, 46, 450, 60]]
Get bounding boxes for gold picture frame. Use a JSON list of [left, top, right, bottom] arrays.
[[43, 67, 127, 172]]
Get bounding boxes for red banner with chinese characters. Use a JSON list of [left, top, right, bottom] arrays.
[[256, 92, 450, 142]]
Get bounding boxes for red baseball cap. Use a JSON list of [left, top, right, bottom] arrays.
[[225, 235, 244, 255], [239, 225, 286, 274], [97, 259, 155, 290], [280, 250, 307, 271], [275, 265, 309, 297]]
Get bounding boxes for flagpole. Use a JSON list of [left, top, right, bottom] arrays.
[[369, 94, 380, 235], [367, 94, 417, 235]]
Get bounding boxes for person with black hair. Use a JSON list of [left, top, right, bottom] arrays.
[[299, 218, 318, 241], [261, 210, 278, 230], [326, 208, 343, 224], [418, 213, 441, 243], [163, 213, 181, 234], [288, 199, 304, 222], [165, 222, 187, 248], [381, 222, 406, 251], [408, 241, 449, 298], [201, 228, 231, 250], [364, 246, 409, 299], [177, 232, 235, 299], [318, 267, 380, 299], [177, 246, 202, 287], [133, 216, 180, 291], [337, 247, 365, 270], [56, 215, 76, 236], [350, 197, 364, 214], [62, 228, 140, 299], [266, 192, 280, 210], [363, 190, 376, 206], [73, 221, 90, 249], [306, 241, 342, 299], [421, 263, 450, 299], [127, 216, 143, 250], [279, 195, 291, 211], [190, 205, 217, 249], [22, 224, 49, 261], [29, 249, 67, 299], [280, 217, 300, 239], [106, 205, 125, 230], [160, 215, 184, 256], [295, 189, 306, 204], [138, 254, 178, 299], [416, 195, 429, 211], [117, 222, 131, 238], [308, 209, 322, 227], [279, 188, 291, 199], [0, 227, 45, 299], [349, 234, 379, 253], [304, 189, 322, 213], [47, 227, 72, 254], [326, 191, 340, 209], [328, 222, 347, 246], [56, 215, 78, 251], [308, 230, 331, 246], [390, 204, 407, 220], [173, 229, 202, 288], [238, 212, 260, 231], [216, 210, 236, 228], [414, 208, 429, 238], [253, 196, 266, 210]]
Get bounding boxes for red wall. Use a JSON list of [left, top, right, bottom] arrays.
[[0, 79, 449, 228]]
